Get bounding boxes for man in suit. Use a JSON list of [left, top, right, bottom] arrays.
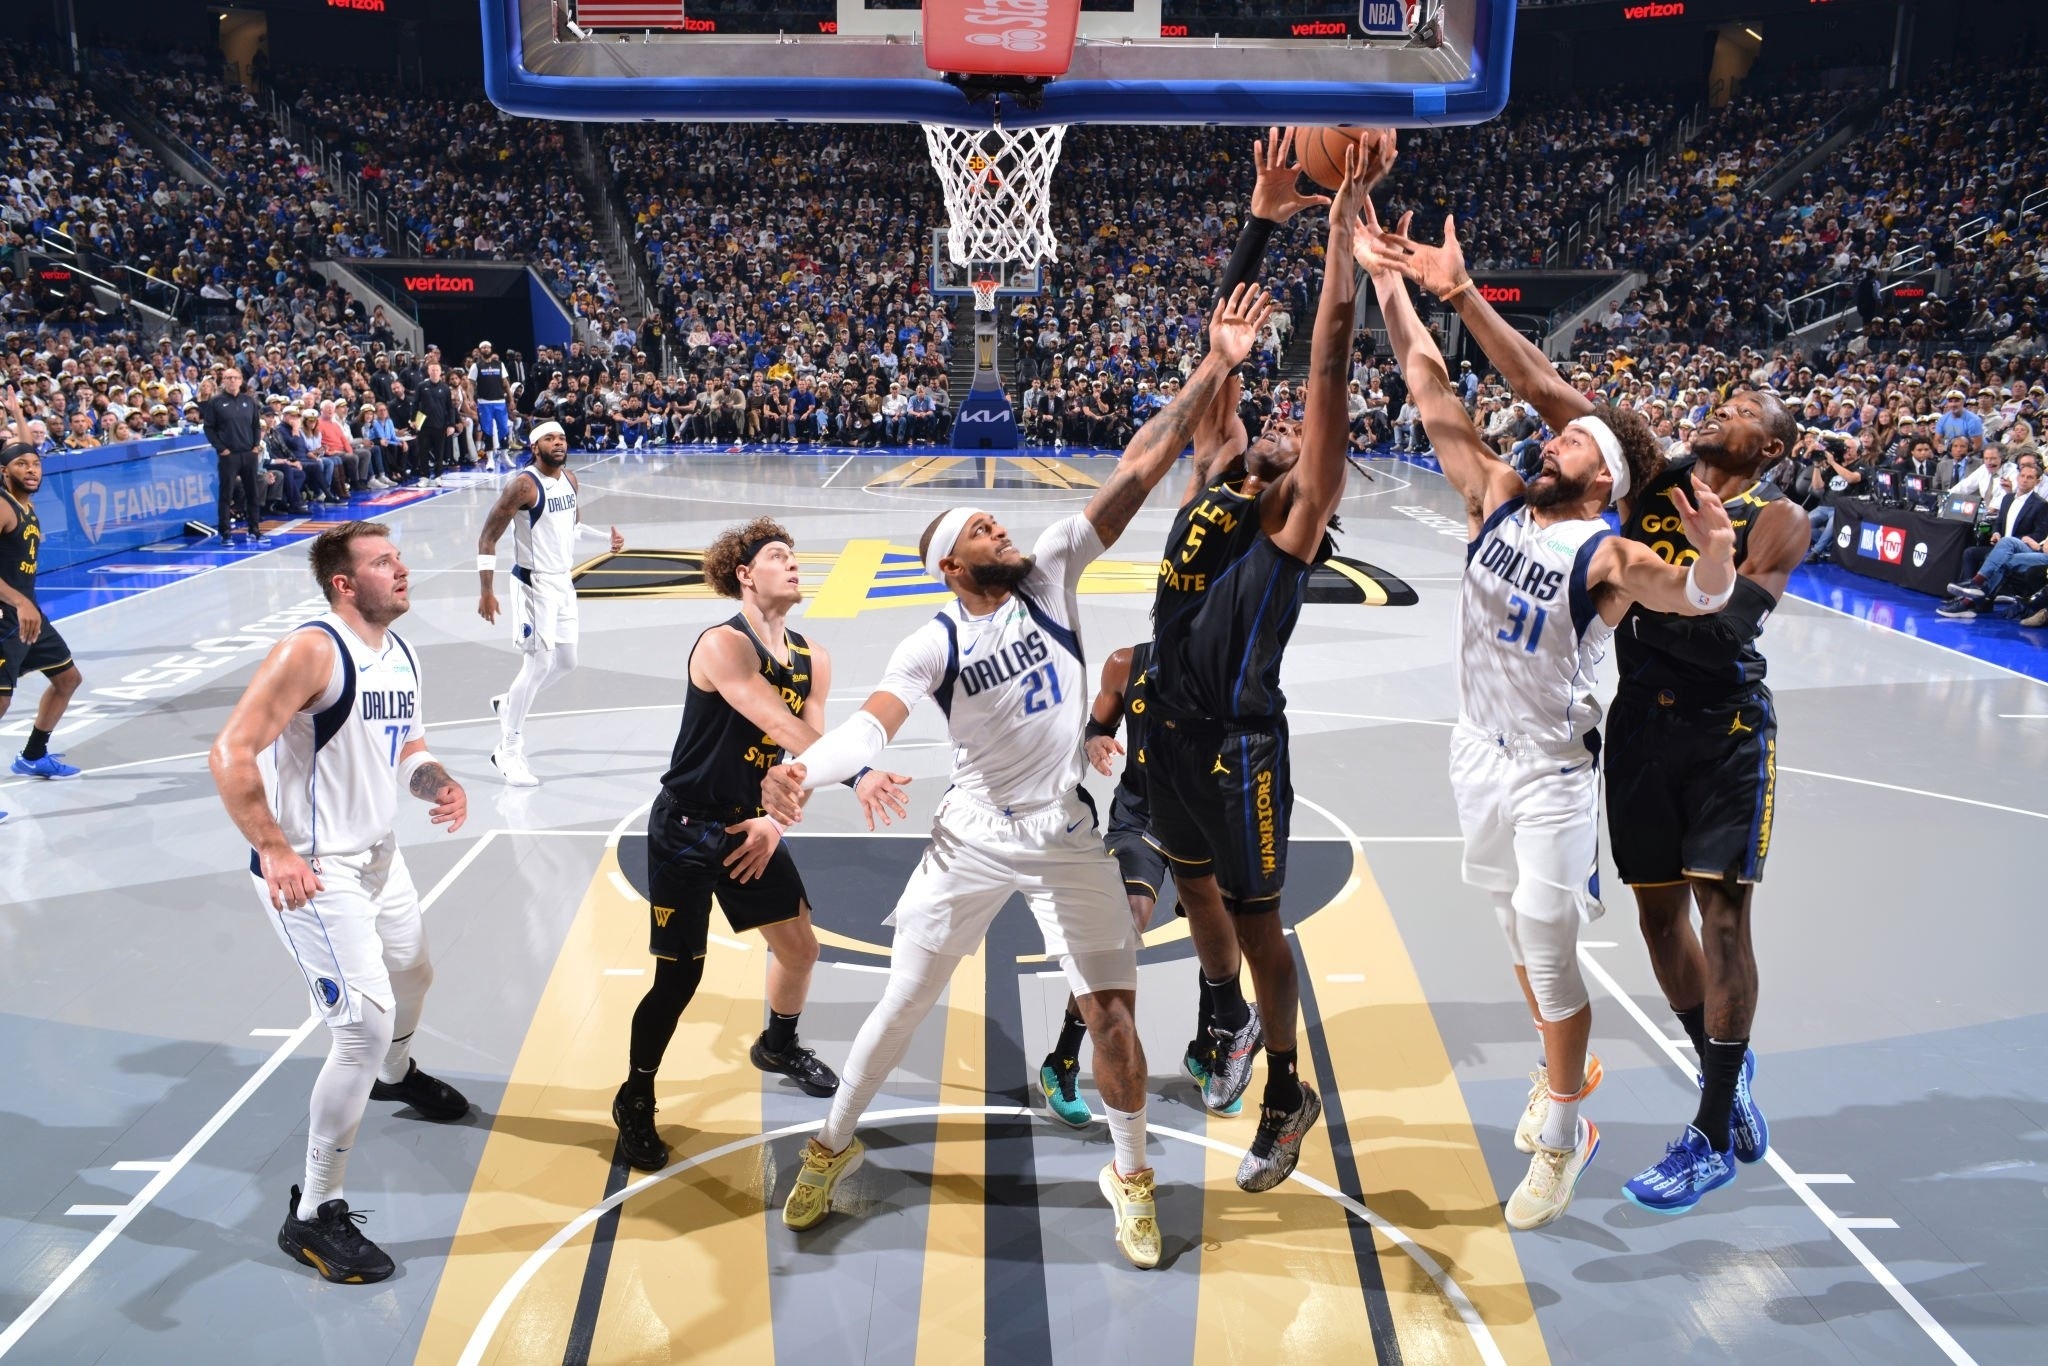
[[1939, 449, 2048, 619]]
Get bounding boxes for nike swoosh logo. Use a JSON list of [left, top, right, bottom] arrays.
[[962, 640, 980, 657], [1065, 819, 1085, 832], [1559, 762, 1587, 775]]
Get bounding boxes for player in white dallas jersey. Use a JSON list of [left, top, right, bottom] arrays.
[[475, 420, 623, 786], [1361, 217, 1736, 1230], [757, 284, 1273, 1270], [210, 521, 472, 1285]]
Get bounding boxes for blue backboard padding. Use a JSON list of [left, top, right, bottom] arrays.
[[485, 0, 1514, 129]]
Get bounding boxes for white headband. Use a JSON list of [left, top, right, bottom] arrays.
[[924, 506, 987, 580], [1569, 415, 1630, 504], [529, 420, 565, 443]]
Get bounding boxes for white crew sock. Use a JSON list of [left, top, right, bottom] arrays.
[[1540, 1088, 1584, 1151], [1105, 1102, 1148, 1176]]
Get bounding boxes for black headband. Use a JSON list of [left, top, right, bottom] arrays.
[[1, 441, 36, 463], [739, 535, 791, 567]]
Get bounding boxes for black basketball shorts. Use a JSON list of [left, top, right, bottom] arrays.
[[645, 796, 809, 961], [1146, 717, 1291, 909], [1604, 685, 1778, 886], [1105, 824, 1170, 905], [0, 618, 72, 695]]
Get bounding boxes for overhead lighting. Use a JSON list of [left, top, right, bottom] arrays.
[[1744, 27, 1762, 40]]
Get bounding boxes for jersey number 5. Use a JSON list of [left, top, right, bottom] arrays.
[[1498, 593, 1549, 654], [1020, 662, 1063, 715]]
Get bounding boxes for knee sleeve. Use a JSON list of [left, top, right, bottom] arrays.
[[549, 640, 578, 680], [646, 952, 706, 1015], [1511, 880, 1588, 1022], [1490, 890, 1524, 967], [820, 940, 961, 1152], [309, 1006, 397, 1149], [1061, 946, 1137, 998]]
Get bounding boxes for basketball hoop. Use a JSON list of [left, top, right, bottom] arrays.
[[922, 121, 1067, 267], [970, 276, 1001, 314]]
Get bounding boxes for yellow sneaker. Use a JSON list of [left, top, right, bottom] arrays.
[[1505, 1118, 1600, 1231], [1514, 1054, 1601, 1154], [782, 1137, 864, 1231], [1097, 1163, 1161, 1269]]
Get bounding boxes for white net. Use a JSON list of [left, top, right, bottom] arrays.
[[970, 277, 1000, 313], [922, 122, 1068, 267]]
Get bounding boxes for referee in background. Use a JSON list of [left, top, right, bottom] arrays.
[[202, 367, 265, 543]]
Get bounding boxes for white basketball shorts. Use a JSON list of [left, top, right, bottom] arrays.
[[887, 788, 1137, 995], [1449, 725, 1605, 922], [510, 569, 578, 654], [252, 840, 428, 1026]]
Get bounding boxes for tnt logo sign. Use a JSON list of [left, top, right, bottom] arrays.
[[1879, 525, 1906, 564]]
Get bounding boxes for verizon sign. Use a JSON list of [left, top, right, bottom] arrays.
[[403, 274, 477, 293], [1622, 2, 1685, 17]]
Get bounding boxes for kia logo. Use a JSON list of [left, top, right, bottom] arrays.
[[958, 410, 1011, 423]]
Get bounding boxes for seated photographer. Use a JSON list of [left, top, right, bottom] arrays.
[[1939, 450, 2048, 620], [1803, 429, 1868, 560]]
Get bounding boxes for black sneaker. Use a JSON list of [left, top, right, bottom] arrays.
[[368, 1059, 470, 1121], [278, 1184, 395, 1284], [750, 1035, 841, 1097], [612, 1085, 669, 1171], [1235, 1082, 1323, 1193]]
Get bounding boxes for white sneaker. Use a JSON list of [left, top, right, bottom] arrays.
[[1515, 1054, 1601, 1154], [1505, 1117, 1600, 1231], [491, 746, 539, 787]]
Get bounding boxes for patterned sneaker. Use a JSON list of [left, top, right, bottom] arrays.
[[1236, 1082, 1321, 1193], [1181, 1039, 1242, 1116], [1202, 1012, 1264, 1114], [368, 1058, 471, 1121], [1505, 1118, 1601, 1230], [783, 1136, 865, 1230], [1097, 1163, 1161, 1269], [1729, 1049, 1768, 1164], [277, 1185, 394, 1284], [751, 1036, 840, 1097], [1515, 1055, 1603, 1154], [1621, 1124, 1737, 1215], [612, 1086, 669, 1172], [10, 753, 81, 780], [1039, 1053, 1093, 1128], [491, 745, 539, 787]]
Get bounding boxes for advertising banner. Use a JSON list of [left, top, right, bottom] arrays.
[[33, 438, 217, 574]]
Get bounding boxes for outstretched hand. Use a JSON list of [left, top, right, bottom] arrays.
[[1358, 200, 1471, 300], [1248, 127, 1331, 223], [1671, 475, 1736, 565], [1207, 283, 1277, 370]]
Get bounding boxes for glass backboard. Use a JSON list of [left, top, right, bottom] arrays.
[[483, 0, 1512, 130]]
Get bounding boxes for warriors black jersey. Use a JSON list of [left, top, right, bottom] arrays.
[[0, 488, 40, 621], [1617, 456, 1788, 696], [1106, 640, 1156, 834], [1150, 480, 1325, 721], [660, 615, 812, 812]]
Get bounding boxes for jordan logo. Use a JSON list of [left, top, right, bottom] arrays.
[[1728, 713, 1753, 735], [1211, 756, 1230, 775]]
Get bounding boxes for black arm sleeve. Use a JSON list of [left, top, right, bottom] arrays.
[[1218, 215, 1280, 300], [1626, 576, 1778, 667]]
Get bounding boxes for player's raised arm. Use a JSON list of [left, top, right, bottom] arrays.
[[209, 629, 335, 910], [1357, 205, 1518, 518], [1366, 207, 1592, 435], [1082, 283, 1273, 549], [1590, 477, 1739, 620], [1180, 370, 1247, 507]]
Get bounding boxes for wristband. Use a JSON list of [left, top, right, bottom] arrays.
[[1439, 277, 1476, 303], [1684, 561, 1735, 612], [1085, 717, 1119, 740], [476, 554, 496, 571], [397, 750, 441, 791], [843, 766, 874, 791]]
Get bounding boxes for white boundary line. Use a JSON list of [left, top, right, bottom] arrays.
[[452, 1105, 1507, 1366], [0, 828, 503, 1361], [1777, 765, 2047, 823], [1574, 948, 1978, 1365]]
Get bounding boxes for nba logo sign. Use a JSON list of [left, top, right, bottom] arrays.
[[1879, 526, 1906, 564], [1857, 525, 1880, 558], [1359, 0, 1412, 34]]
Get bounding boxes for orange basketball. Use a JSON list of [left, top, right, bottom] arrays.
[[1292, 125, 1368, 192]]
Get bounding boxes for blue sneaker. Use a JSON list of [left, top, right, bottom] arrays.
[[1622, 1125, 1737, 1214], [11, 753, 81, 780], [1730, 1049, 1768, 1163], [1038, 1054, 1093, 1129]]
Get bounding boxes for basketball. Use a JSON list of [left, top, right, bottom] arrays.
[[1293, 125, 1368, 192]]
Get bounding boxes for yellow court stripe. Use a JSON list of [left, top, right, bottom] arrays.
[[913, 941, 988, 1366], [806, 538, 893, 619], [583, 894, 771, 1364], [1293, 847, 1549, 1366]]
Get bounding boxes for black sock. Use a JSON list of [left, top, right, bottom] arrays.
[[1193, 969, 1216, 1044], [1054, 1005, 1088, 1063], [1206, 971, 1249, 1034], [1262, 1047, 1302, 1114], [1675, 1004, 1708, 1061], [21, 727, 51, 762], [763, 1009, 800, 1054], [1692, 1038, 1747, 1152], [626, 955, 704, 1084]]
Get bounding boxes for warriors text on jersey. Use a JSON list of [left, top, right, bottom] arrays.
[[660, 614, 812, 813], [1106, 639, 1156, 835], [1456, 497, 1614, 749], [1150, 479, 1322, 721], [1617, 456, 1786, 695], [513, 468, 580, 576], [875, 515, 1102, 812], [255, 615, 422, 860], [0, 487, 40, 618]]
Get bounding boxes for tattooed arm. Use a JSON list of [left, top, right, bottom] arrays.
[[1082, 283, 1275, 549], [399, 737, 467, 833]]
